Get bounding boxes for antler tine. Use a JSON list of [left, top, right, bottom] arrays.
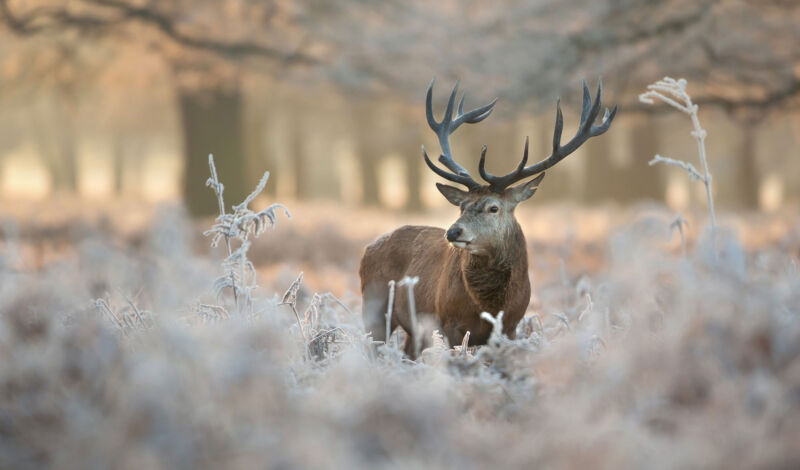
[[553, 98, 564, 154], [422, 146, 481, 190], [479, 137, 530, 191], [423, 78, 498, 190], [479, 79, 617, 193]]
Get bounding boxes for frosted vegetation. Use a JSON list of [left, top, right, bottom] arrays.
[[640, 77, 717, 252], [2, 80, 799, 469]]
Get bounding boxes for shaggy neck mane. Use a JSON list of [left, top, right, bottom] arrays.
[[461, 221, 527, 313]]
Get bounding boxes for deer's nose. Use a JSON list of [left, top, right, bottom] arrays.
[[446, 226, 463, 242]]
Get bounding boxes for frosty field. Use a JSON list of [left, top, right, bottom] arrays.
[[2, 1, 799, 468], [1, 197, 798, 469]]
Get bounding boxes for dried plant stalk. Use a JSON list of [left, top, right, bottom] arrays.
[[205, 154, 290, 315], [639, 77, 717, 252], [280, 272, 309, 356], [398, 276, 421, 357], [385, 280, 396, 348]]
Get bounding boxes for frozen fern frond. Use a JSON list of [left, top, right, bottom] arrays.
[[204, 154, 290, 315], [279, 272, 309, 356], [204, 161, 291, 248], [213, 241, 257, 299], [204, 204, 290, 249], [281, 272, 304, 307]]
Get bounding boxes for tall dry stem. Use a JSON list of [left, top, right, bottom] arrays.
[[640, 77, 717, 253], [385, 280, 396, 348], [205, 154, 290, 315], [205, 154, 239, 310], [398, 276, 421, 357]]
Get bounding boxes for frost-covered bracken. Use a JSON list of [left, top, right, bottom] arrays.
[[204, 154, 290, 315], [2, 198, 799, 469], [2, 116, 799, 470], [640, 77, 717, 251]]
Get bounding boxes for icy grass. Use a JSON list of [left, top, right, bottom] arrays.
[[1, 136, 799, 468], [2, 211, 797, 469]]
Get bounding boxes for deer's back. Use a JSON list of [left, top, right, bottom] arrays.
[[359, 225, 448, 291]]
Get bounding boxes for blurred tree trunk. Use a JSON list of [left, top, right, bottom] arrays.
[[131, 156, 145, 197], [179, 86, 248, 217], [735, 122, 760, 209], [46, 119, 78, 194], [358, 144, 381, 206], [353, 104, 382, 207], [32, 98, 79, 194], [244, 108, 276, 197], [111, 137, 125, 195], [125, 139, 146, 197], [51, 148, 78, 193], [582, 127, 615, 202], [626, 116, 666, 202], [290, 109, 311, 200], [401, 125, 423, 212], [583, 117, 665, 203], [531, 116, 570, 202]]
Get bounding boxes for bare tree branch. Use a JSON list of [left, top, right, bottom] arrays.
[[0, 0, 319, 65]]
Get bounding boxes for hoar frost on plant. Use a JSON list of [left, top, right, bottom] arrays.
[[204, 154, 290, 316], [639, 77, 717, 252], [2, 110, 800, 469]]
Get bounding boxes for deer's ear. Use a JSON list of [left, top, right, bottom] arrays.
[[509, 172, 545, 204], [436, 183, 469, 206]]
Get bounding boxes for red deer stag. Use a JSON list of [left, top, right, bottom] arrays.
[[360, 79, 617, 358]]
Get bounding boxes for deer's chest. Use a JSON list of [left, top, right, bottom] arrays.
[[435, 264, 530, 345]]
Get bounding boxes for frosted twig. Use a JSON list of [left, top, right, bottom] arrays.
[[670, 214, 690, 257], [648, 155, 703, 181], [94, 296, 124, 332], [554, 312, 571, 331], [639, 77, 717, 253], [280, 272, 309, 354], [205, 153, 227, 219], [205, 154, 290, 315], [304, 293, 323, 334], [282, 272, 303, 305], [577, 293, 594, 323], [206, 154, 238, 311], [398, 276, 420, 357], [197, 303, 229, 322], [321, 293, 354, 317], [460, 330, 471, 356], [480, 310, 506, 345], [590, 335, 607, 356], [233, 170, 269, 213], [559, 258, 569, 311], [385, 280, 396, 348], [532, 315, 544, 335], [118, 289, 149, 329]]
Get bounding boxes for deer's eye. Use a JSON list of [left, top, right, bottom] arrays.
[[489, 206, 499, 213]]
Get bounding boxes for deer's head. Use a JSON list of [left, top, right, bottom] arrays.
[[436, 174, 544, 254], [423, 79, 617, 254]]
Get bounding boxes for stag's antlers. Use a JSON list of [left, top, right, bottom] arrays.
[[480, 80, 617, 192], [421, 78, 497, 190], [423, 79, 618, 193]]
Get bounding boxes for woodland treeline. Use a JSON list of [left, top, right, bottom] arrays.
[[0, 0, 797, 215]]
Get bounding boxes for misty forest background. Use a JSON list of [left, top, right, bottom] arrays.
[[0, 0, 798, 216]]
